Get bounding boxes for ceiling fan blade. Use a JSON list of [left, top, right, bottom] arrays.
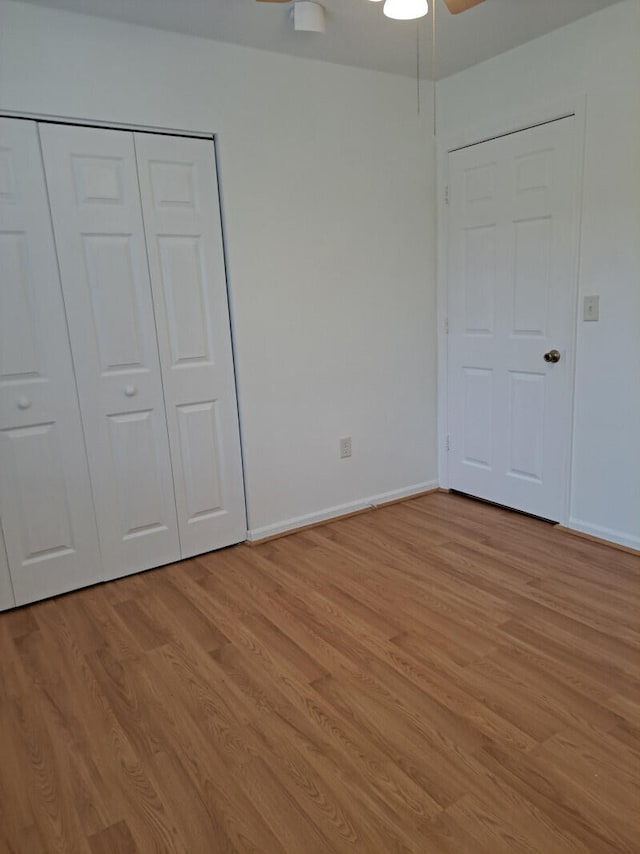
[[443, 0, 486, 13]]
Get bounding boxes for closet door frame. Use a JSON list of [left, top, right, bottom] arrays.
[[1, 108, 248, 528]]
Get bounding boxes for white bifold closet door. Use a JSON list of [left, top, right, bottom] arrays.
[[0, 528, 13, 611], [134, 133, 246, 557], [40, 124, 181, 579], [39, 122, 246, 584], [0, 118, 103, 605]]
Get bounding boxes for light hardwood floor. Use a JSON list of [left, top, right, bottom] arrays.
[[1, 492, 639, 853]]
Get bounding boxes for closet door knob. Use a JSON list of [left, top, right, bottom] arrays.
[[17, 397, 32, 410], [124, 385, 138, 397]]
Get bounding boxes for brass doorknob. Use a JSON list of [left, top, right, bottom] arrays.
[[544, 349, 561, 364]]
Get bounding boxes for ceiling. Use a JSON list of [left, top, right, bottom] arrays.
[[23, 0, 623, 79]]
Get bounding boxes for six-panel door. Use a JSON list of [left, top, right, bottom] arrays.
[[0, 118, 103, 605], [135, 133, 246, 556], [447, 117, 578, 521], [39, 124, 181, 580]]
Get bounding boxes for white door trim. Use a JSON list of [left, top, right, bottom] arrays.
[[436, 96, 587, 527], [0, 108, 213, 139]]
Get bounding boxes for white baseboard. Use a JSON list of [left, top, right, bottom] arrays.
[[567, 517, 640, 552], [246, 480, 438, 542]]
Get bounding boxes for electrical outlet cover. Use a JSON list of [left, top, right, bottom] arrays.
[[340, 436, 352, 459]]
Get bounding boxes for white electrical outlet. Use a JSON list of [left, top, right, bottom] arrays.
[[584, 295, 599, 321], [339, 436, 352, 459]]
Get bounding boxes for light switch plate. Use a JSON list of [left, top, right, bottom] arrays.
[[584, 295, 599, 321]]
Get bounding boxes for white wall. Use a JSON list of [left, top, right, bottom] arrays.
[[4, 0, 634, 552], [437, 0, 640, 549], [0, 0, 437, 538]]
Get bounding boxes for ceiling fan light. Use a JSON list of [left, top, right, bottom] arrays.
[[383, 0, 429, 20], [292, 1, 326, 32]]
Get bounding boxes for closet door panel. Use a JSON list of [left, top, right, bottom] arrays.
[[0, 526, 14, 612], [135, 133, 246, 557], [0, 118, 102, 605], [39, 124, 180, 579]]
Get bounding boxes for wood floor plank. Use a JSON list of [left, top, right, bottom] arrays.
[[442, 791, 590, 854], [476, 740, 632, 854], [29, 600, 185, 853], [1, 492, 639, 852], [478, 644, 625, 734], [212, 641, 443, 841], [132, 646, 290, 854], [88, 821, 137, 854], [382, 635, 540, 751]]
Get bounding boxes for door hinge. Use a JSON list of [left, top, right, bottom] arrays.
[[444, 185, 449, 205], [446, 434, 451, 452]]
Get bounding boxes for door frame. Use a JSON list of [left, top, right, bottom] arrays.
[[436, 96, 587, 526], [0, 108, 250, 538]]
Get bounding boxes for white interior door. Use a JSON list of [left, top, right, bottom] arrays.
[[447, 117, 579, 521], [39, 124, 180, 579], [135, 133, 246, 555], [0, 118, 103, 604]]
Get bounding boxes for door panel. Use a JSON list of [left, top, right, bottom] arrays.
[[177, 401, 225, 521], [462, 367, 493, 470], [107, 409, 168, 540], [6, 423, 74, 558], [512, 217, 551, 336], [135, 133, 246, 557], [464, 225, 496, 335], [0, 233, 42, 376], [39, 124, 180, 579], [448, 117, 578, 521], [82, 234, 146, 370], [156, 235, 211, 365], [72, 154, 125, 205], [0, 118, 103, 604], [507, 371, 545, 482], [0, 524, 13, 611]]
